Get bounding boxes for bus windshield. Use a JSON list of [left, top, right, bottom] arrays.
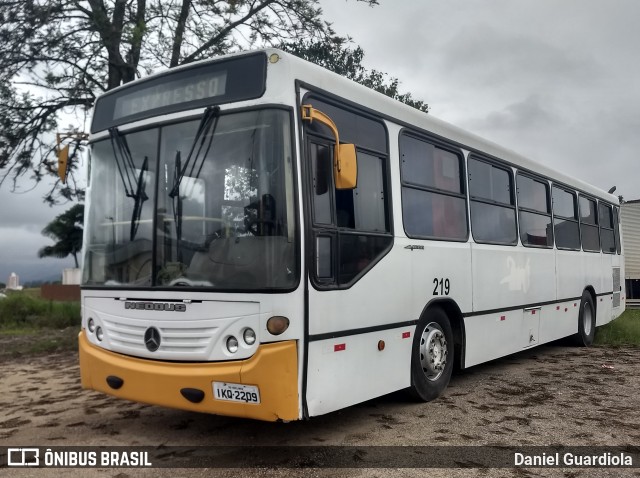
[[82, 108, 297, 290]]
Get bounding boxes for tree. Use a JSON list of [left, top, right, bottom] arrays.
[[281, 40, 429, 113], [1, 0, 378, 203], [38, 204, 85, 268]]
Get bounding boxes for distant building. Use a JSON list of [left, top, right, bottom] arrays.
[[621, 200, 640, 300], [7, 272, 23, 290]]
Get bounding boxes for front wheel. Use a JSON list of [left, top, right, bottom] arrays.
[[409, 307, 454, 402], [574, 291, 596, 347]]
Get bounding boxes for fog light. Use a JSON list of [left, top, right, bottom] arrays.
[[226, 336, 239, 354], [96, 326, 104, 342], [243, 328, 256, 345], [88, 318, 96, 333], [266, 316, 290, 335]]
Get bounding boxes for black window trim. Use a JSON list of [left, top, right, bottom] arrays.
[[468, 153, 518, 246], [551, 183, 581, 251], [613, 206, 621, 255], [84, 104, 302, 294], [307, 138, 336, 227], [516, 171, 553, 249], [91, 52, 268, 133], [399, 129, 470, 243], [578, 193, 601, 253], [300, 90, 394, 291], [599, 202, 616, 255]]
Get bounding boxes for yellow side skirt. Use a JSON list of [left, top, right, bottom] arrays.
[[78, 331, 300, 421]]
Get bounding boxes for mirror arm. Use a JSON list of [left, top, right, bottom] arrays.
[[56, 132, 89, 184], [301, 105, 343, 172]]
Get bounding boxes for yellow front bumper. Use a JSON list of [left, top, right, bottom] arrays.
[[78, 331, 299, 421]]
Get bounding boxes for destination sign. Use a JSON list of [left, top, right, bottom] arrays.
[[92, 52, 267, 133], [114, 71, 227, 119]]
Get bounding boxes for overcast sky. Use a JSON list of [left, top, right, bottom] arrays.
[[1, 0, 638, 283], [320, 0, 639, 200]]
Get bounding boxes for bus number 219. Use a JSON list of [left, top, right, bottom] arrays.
[[433, 278, 450, 296]]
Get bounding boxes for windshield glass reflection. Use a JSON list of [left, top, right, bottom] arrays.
[[83, 109, 297, 290]]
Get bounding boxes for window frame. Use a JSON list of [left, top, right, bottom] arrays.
[[516, 171, 553, 248], [599, 202, 616, 254], [551, 184, 581, 251], [578, 193, 601, 253], [399, 130, 469, 242], [468, 154, 518, 246], [614, 206, 621, 255], [301, 92, 394, 291]]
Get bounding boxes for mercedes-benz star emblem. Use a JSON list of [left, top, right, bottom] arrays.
[[144, 327, 161, 352]]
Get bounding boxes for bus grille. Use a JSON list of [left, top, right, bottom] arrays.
[[102, 318, 217, 355]]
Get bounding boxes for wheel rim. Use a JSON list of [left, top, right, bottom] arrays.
[[419, 322, 448, 381], [583, 302, 593, 337]]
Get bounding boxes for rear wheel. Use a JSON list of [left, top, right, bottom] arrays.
[[575, 291, 596, 346], [409, 307, 454, 402]]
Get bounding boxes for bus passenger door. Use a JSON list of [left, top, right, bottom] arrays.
[[522, 306, 540, 348]]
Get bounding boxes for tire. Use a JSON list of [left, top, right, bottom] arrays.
[[574, 291, 596, 347], [408, 307, 454, 402]]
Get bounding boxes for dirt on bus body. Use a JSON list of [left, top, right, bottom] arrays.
[[1, 344, 639, 478]]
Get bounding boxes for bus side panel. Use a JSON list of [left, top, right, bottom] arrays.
[[471, 245, 555, 313], [464, 244, 556, 367], [582, 252, 605, 324], [306, 246, 412, 417], [306, 328, 413, 417], [551, 250, 583, 341], [611, 252, 624, 320], [597, 252, 614, 325], [464, 310, 524, 368], [306, 240, 472, 417]]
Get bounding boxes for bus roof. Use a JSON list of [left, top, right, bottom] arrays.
[[100, 48, 619, 205]]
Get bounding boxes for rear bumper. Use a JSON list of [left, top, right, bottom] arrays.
[[78, 331, 299, 421]]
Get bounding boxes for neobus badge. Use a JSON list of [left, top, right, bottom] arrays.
[[124, 302, 187, 312]]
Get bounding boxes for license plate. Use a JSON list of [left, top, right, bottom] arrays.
[[213, 382, 261, 404]]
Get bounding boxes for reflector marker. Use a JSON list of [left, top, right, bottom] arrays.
[[402, 332, 411, 339], [334, 344, 346, 352]]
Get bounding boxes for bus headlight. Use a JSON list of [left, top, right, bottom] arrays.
[[226, 336, 239, 354], [96, 326, 104, 342], [243, 328, 256, 345], [267, 316, 290, 335], [88, 318, 96, 333]]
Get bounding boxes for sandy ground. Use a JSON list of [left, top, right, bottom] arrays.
[[1, 344, 639, 477]]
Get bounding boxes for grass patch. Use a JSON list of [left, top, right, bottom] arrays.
[[0, 291, 80, 359], [0, 292, 80, 329], [594, 309, 640, 346]]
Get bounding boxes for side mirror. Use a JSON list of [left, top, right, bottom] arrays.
[[302, 105, 357, 190], [335, 143, 357, 190], [57, 144, 69, 184], [56, 132, 88, 185]]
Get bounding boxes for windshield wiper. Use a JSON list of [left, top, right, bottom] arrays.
[[109, 127, 137, 198], [108, 127, 149, 241], [169, 105, 220, 198], [130, 155, 149, 241], [172, 151, 183, 262]]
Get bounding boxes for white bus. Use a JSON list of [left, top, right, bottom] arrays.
[[75, 49, 625, 421]]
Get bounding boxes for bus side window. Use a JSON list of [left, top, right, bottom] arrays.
[[599, 203, 616, 254], [399, 133, 467, 241], [310, 142, 333, 225], [552, 185, 580, 250], [517, 173, 553, 248], [579, 195, 600, 252], [468, 157, 517, 245]]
